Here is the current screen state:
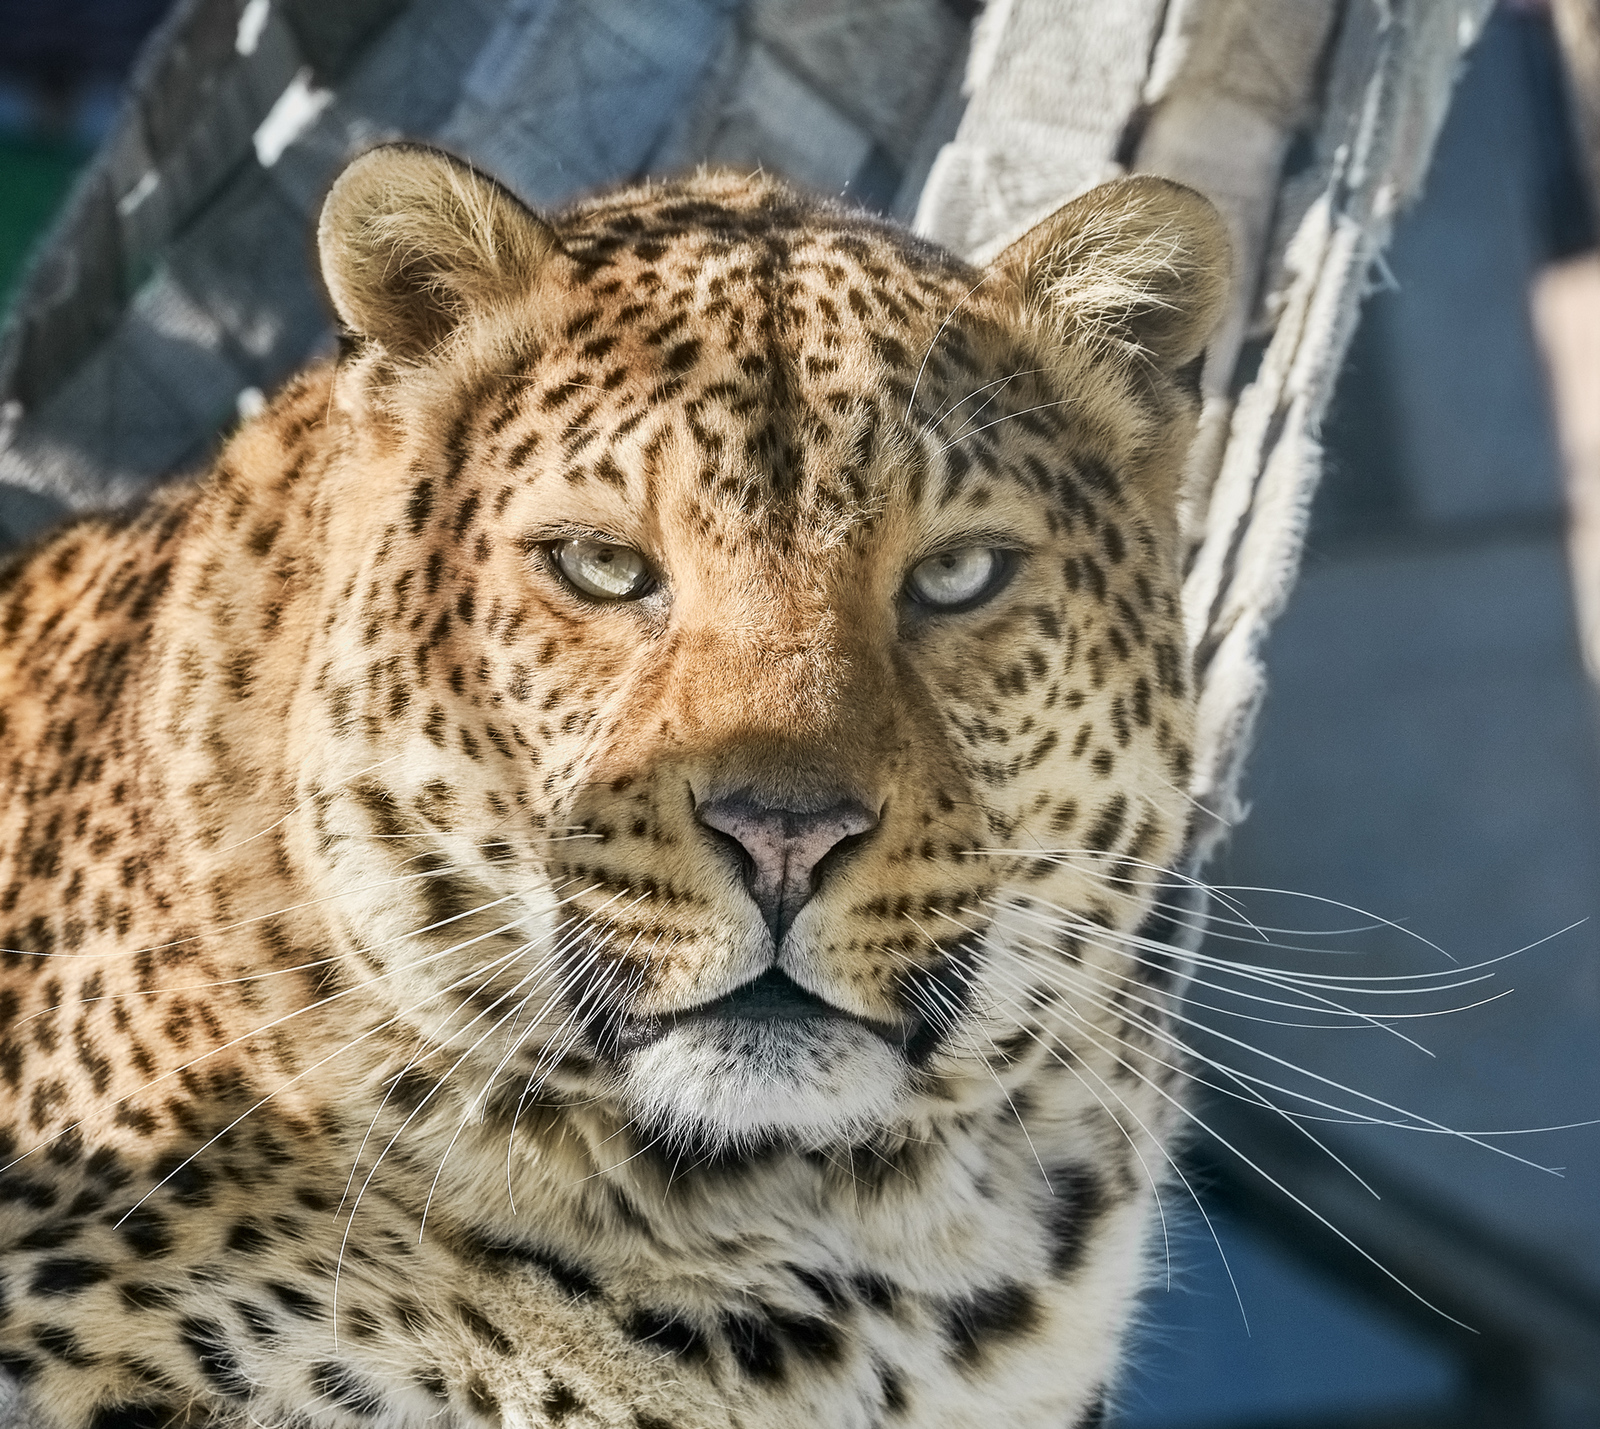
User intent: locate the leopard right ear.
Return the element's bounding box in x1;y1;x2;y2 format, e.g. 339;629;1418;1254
987;176;1231;376
317;144;559;361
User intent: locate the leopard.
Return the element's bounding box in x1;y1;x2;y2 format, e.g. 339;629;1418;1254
0;143;1229;1429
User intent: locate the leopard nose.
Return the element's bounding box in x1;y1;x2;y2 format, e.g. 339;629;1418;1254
696;792;879;941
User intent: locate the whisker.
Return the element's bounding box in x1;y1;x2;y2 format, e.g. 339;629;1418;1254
1033;1003;1475;1331
982;904;1568;1176
901;915;1069;1196
211;753;409;856
1209;884;1463;965
1001;898;1477;1024
12;879;589;1028
987;946;1388;1196
916;369;1042;443
420;889;659;1224
334;944;570;1333
954;946;1236;1310
966;845;1262;933
109;939;531;1228
5;882;594;1175
931;397;1080;456
1009;884;1523;994
903;274;993;424
0;858;492;970
923;370;1029;446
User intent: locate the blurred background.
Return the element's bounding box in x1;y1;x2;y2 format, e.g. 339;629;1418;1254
0;1;169;294
0;1;1597;1425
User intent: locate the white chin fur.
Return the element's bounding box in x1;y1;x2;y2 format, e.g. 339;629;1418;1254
616;1019;909;1152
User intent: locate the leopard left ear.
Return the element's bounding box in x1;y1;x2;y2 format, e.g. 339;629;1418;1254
317;143;560;361
987;175;1232;374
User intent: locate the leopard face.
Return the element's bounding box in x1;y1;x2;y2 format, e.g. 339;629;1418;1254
288;147;1229;1157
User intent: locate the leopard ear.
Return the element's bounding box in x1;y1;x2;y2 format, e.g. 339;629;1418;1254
317;144;559;360
987;175;1231;374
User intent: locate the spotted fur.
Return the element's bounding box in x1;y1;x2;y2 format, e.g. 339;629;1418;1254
0;145;1229;1429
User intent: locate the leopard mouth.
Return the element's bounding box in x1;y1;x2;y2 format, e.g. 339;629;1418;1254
594;968;910;1057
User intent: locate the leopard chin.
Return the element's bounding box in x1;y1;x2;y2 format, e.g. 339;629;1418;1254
592;967;917;1151
613;1017;912;1154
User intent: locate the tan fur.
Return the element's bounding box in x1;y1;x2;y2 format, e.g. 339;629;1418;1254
0;147;1229;1429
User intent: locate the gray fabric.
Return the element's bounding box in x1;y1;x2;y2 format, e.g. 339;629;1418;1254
914;0;1169;260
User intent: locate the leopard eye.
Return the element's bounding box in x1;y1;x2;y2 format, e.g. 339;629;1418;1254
551;539;654;600
906;547;1010;610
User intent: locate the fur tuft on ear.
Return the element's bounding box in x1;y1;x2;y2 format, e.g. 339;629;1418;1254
988;175;1232;374
317;143;559;360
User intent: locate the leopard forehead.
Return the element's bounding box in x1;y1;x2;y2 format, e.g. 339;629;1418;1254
332;172;1175;620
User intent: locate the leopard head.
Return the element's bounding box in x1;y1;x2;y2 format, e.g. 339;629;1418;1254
292;145;1228;1155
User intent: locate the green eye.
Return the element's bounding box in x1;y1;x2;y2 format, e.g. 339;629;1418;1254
907;547;1009;610
552;539;654;600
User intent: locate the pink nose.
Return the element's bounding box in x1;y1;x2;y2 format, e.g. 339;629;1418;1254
696;792;879;940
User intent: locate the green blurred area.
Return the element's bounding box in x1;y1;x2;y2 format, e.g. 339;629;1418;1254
0;138;86;306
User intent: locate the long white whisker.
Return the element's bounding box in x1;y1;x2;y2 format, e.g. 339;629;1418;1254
419;888;658;1228
6;880;594;1175
904;274;991;423
212;753;409;855
958;944;1238;1313
977;898;1571;1179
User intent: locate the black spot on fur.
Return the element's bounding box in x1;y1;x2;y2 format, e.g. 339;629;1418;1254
29;1257;111;1295
942;1281;1039;1365
119;1206;172;1258
724;1311;785;1382
1083;795;1127;853
852;1272;898;1313
34;1321;96;1366
405;480;434;534
542;1381;582;1420
1044;1165;1108;1275
312;1361;385;1417
16;1222;75;1251
0;1175;57;1209
87;1404;180;1429
467;1232;599;1299
789;1264;848;1310
456;1300;514;1355
148;1154;211;1207
225;1221;269;1255
0;1349;37;1382
897;933;982;1066
412;1366;448;1399
234;1299;279;1340
879;1363;909;1414
773;1307;841;1362
266;1281;322;1319
626;1308;709;1363
465;1375;500;1418
179;1318;248;1397
120;1282;179;1311
86;1147;130;1185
